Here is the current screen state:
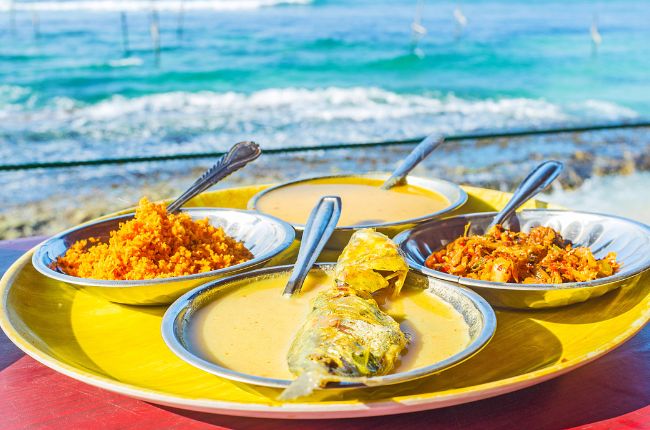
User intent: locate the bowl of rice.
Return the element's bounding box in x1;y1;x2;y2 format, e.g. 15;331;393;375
32;198;296;305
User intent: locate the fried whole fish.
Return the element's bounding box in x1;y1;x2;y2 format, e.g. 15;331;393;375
279;229;409;400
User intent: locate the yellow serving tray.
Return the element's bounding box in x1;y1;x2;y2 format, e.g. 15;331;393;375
1;185;648;419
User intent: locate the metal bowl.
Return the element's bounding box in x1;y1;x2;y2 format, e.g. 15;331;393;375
394;210;650;309
161;264;496;391
32;209;295;305
248;173;467;249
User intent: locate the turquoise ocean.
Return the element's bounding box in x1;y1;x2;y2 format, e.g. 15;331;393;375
0;0;649;208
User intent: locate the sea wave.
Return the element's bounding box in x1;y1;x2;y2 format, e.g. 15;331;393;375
544;172;650;224
0;0;310;12
0;86;639;163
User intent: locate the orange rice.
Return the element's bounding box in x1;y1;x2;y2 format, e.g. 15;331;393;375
54;198;253;280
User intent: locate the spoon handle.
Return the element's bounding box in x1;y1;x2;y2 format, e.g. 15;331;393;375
380;133;445;190
489;160;564;229
283;196;342;297
167;141;261;213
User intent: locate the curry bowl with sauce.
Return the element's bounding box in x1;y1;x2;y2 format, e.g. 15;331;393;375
161;264;495;392
248;174;467;249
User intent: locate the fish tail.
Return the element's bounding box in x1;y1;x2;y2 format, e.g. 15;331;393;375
278;371;326;401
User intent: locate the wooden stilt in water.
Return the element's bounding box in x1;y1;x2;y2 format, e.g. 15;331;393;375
150;9;160;66
591;13;602;57
453;2;467;40
8;0;16;35
120;12;130;56
177;0;185;40
32;11;40;39
410;0;426;57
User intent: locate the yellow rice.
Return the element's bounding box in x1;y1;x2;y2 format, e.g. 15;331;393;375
55;198;253;280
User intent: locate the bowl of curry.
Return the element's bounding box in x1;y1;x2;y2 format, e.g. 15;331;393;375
162;229;495;398
248;173;467;249
394;209;650;309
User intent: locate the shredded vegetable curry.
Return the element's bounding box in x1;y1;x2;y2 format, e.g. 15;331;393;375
425;225;619;284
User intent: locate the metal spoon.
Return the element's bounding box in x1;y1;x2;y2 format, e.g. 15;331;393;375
380;133;445;190
283;196;342;296
167;141;261;213
488;160;564;230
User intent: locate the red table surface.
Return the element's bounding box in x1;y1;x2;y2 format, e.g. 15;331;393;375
0;237;648;430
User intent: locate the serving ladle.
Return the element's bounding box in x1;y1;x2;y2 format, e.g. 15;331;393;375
487;160;564;229
380;132;445;190
167;141;261;213
283;196;342;296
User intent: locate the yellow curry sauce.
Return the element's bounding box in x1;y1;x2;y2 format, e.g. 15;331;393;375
189;270;470;379
255;177;450;226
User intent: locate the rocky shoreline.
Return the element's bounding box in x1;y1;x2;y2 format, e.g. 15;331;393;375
1;127;649;239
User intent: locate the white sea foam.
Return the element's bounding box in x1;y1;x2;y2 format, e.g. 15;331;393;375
0;85;32;106
544;173;650;224
0;86;640;161
571;100;639;121
108;57;144;68
0;0;310;12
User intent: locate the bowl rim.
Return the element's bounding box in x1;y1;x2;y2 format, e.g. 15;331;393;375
247;173;468;231
31;207;296;288
394;208;650;292
161;263;497;390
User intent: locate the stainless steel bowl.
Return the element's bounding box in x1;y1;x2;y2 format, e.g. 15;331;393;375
32;209;296;305
248;173;467;249
394;210;650;309
161;264;496;391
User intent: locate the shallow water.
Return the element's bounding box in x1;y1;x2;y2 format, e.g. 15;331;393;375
1;0;648;164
